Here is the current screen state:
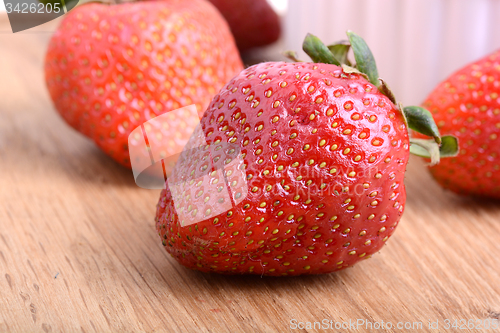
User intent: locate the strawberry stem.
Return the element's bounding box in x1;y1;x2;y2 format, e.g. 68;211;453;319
282;50;303;62
410;136;459;165
410;139;441;165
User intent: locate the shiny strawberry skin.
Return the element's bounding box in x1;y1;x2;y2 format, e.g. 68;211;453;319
45;0;243;167
419;50;500;198
155;62;410;276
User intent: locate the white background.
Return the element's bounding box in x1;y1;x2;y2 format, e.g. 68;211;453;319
284;0;500;105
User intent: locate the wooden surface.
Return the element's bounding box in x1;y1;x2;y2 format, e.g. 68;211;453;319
1;16;500;333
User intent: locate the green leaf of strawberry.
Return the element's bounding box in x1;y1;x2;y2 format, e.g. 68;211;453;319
404;106;441;144
302;33;340;66
346;30;379;87
439;135;460;157
327;42;351;66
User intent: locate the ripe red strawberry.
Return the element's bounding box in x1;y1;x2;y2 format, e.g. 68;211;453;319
45;0;243;168
155;32;455;275
208;0;281;52
417;50;500;198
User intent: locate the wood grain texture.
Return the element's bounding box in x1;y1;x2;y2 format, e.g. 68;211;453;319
1;16;500;333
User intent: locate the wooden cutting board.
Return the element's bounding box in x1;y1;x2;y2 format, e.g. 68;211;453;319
1;16;499;333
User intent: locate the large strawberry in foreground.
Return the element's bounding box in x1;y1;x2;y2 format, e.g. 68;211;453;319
45;0;243;167
155;32;457;276
418;50;500;198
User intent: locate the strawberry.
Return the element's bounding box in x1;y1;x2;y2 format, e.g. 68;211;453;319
417;50;500;198
155;32;456;275
208;0;281;52
45;0;243;168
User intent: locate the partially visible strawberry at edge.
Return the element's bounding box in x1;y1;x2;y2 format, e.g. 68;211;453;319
45;0;243;168
416;50;500;198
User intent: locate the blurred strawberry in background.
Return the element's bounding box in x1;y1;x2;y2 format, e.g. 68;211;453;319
417;50;500;198
208;0;281;52
45;0;243;168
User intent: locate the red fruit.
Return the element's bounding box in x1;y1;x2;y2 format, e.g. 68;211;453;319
155;32;449;276
208;0;281;52
45;0;243;167
419;50;500;198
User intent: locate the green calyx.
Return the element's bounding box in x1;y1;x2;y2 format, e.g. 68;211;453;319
410;136;459;166
282;51;302;63
292;31;459;165
346;31;379;87
403;106;441;144
327;42;351;66
302;34;340;66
